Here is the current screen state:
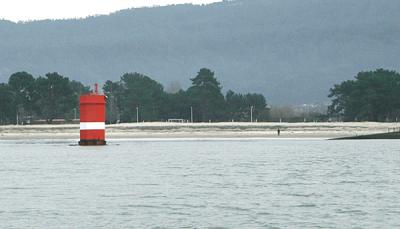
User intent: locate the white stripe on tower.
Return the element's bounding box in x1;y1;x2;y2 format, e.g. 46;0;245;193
80;122;106;130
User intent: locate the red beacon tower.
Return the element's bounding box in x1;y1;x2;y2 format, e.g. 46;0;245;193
79;84;106;146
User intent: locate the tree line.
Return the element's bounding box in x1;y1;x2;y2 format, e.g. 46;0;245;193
0;72;88;124
103;68;269;123
0;68;269;124
329;69;400;121
2;68;398;124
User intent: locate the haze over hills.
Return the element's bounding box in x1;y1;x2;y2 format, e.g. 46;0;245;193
0;0;399;105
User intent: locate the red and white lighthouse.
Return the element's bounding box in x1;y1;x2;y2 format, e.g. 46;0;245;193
79;84;106;146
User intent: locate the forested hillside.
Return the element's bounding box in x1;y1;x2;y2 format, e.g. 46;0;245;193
0;0;399;104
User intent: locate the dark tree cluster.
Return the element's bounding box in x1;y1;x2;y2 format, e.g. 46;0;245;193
329;69;400;121
103;68;269;123
0;68;268;124
0;72;89;124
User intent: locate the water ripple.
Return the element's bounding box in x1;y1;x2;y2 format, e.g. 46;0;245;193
0;139;399;228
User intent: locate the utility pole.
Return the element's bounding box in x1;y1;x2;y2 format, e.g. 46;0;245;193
136;107;139;123
110;83;113;123
190;106;193;123
250;106;254;123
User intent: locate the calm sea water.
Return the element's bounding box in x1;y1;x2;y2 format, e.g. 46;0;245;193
0;138;399;228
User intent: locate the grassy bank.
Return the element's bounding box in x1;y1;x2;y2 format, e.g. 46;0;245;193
0;122;399;140
332;132;400;140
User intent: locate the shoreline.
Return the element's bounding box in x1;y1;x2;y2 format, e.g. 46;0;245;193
1;122;398;140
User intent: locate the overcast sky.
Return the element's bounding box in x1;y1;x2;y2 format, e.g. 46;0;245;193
0;0;222;22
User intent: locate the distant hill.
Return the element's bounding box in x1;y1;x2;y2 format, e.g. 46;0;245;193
0;0;399;104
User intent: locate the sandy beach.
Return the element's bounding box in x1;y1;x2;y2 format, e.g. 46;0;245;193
0;122;399;140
